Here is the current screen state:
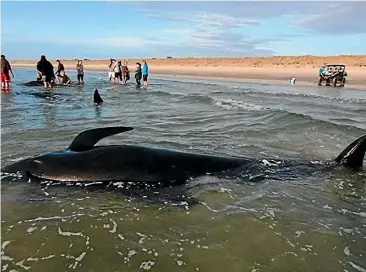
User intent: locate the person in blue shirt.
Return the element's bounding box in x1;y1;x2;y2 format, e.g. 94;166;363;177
319;65;325;76
142;60;149;87
318;65;326;85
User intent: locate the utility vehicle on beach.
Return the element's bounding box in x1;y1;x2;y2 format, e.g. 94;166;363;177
318;64;347;87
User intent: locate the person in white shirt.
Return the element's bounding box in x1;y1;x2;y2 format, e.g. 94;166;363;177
108;58;116;82
114;60;122;83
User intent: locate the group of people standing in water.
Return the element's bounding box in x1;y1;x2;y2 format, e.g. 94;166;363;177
1;54;150;90
108;58;149;87
36;55;150;88
36;55;149;88
36;55;83;88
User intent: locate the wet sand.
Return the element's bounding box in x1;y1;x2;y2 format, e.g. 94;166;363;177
10;55;366;89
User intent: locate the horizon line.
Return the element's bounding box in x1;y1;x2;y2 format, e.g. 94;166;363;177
8;54;366;61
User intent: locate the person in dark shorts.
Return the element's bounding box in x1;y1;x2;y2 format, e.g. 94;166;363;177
114;61;123;83
1;55;14;91
135;62;142;87
36;55;55;88
76;60;84;85
142;60;149;87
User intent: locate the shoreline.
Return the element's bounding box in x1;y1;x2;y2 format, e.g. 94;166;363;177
10;56;366;90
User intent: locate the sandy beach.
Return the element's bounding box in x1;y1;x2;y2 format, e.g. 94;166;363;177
10;55;366;89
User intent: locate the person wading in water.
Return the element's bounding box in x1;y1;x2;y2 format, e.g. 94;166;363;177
76;60;84;85
114;61;122;84
135;62;142;87
0;55;14;91
55;60;66;84
36;55;55;88
108;58;116;82
122;61;130;84
142;60;149;87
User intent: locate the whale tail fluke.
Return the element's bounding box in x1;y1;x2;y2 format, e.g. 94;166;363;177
94;89;103;103
334;134;366;169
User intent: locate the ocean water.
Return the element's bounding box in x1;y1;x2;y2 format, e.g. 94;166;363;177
1;67;366;272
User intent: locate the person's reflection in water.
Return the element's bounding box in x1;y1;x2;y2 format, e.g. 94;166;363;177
1;91;15;129
1;88;14;104
94;103;102;117
41;99;57;128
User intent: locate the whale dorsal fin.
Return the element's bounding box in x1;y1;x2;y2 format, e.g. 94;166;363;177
334;134;366;169
68;126;134;152
94;89;103;103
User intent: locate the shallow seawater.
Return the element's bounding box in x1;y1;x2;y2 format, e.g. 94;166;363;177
1;68;366;272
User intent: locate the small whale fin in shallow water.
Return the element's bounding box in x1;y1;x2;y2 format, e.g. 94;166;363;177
68;126;134;152
94;89;104;103
334;134;366;169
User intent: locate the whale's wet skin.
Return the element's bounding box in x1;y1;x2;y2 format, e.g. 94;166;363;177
1;68;366;272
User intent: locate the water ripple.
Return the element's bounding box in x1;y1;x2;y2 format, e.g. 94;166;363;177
1;68;365;272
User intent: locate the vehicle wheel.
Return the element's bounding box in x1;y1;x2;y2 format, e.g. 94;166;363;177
340;78;346;87
333;77;338;87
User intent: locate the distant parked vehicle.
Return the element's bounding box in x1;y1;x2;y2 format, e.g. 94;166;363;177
318;64;347;87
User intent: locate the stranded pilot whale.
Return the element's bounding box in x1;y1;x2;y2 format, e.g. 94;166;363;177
1;127;366;185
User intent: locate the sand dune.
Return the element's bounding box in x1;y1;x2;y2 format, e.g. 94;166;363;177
11;55;366;68
10;55;366;89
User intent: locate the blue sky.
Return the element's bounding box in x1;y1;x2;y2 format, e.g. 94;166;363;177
1;1;366;59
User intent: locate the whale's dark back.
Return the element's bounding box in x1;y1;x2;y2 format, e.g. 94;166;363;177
2;126;365;185
24;145;250;184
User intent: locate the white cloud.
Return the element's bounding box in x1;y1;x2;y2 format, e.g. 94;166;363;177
91;37;160;48
3;35;167;49
131;1;366;56
144;9;260;29
5;1;364;58
296;2;366;35
135;6;273;56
